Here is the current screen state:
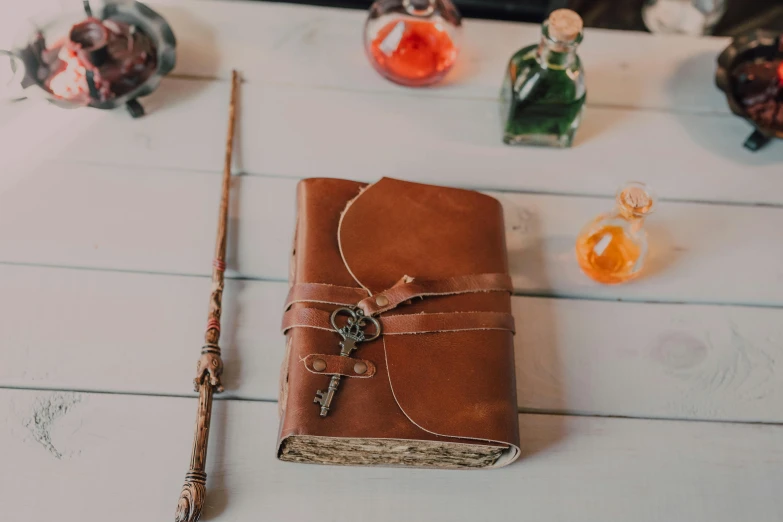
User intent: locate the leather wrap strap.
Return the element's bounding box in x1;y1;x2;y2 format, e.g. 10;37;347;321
285;273;513;314
357;273;513;315
285;283;368;310
282;308;515;335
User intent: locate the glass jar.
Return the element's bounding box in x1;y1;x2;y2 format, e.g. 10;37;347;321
642;0;726;35
364;0;462;87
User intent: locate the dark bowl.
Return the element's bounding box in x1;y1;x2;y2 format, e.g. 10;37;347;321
715;29;782;151
91;1;176;115
15;0;176;118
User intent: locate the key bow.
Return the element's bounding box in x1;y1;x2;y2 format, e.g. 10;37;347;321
330;307;381;344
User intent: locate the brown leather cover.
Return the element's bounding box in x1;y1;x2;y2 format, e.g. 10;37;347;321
277;177;520;468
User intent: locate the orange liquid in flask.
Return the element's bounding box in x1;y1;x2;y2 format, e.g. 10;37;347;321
369;19;458;86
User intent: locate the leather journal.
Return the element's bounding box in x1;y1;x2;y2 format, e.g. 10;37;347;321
278;177;520;469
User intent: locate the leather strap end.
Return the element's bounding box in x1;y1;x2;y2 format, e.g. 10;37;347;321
357;273;514;315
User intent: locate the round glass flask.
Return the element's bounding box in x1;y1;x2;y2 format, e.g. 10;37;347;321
364;0;462;87
576;182;656;285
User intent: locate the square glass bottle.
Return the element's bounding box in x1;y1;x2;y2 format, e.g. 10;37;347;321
500;9;586;148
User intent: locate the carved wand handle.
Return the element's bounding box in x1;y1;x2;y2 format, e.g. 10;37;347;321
175;70;240;522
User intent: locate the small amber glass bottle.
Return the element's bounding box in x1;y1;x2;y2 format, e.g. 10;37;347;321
576;182;656;284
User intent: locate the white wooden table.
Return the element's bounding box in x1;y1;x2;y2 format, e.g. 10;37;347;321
1;1;782;520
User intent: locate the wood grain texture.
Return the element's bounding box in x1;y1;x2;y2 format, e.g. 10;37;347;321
3;389;783;522
3;265;783;423
175;385;212;522
176;69;240;522
0;166;782;307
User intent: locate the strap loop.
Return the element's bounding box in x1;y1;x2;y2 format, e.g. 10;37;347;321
302;354;376;378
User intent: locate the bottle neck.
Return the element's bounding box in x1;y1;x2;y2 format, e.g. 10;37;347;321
615;183;655;230
617;207;646;231
537;37;578;69
536;22;581;70
403;0;436;16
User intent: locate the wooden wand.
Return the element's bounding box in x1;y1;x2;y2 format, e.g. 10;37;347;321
175;69;240;522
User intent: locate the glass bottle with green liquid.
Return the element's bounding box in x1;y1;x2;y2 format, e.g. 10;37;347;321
500;9;586;148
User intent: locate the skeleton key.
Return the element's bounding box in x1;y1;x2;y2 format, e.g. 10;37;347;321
314;307;381;417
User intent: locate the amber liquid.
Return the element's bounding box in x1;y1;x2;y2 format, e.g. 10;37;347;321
369;19;458;86
576;225;643;284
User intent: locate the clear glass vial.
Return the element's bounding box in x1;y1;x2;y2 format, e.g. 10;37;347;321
576;182;656;285
642;0;726;36
500;9;586;147
364;0;462;87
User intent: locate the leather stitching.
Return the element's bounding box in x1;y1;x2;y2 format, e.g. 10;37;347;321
336;182;375;294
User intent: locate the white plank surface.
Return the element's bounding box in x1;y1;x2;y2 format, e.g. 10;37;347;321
0;266;287;400
0;163;296;281
1;163;782;307
4;264;783;422
1;2;781;205
3;79;780;206
4;389;783;522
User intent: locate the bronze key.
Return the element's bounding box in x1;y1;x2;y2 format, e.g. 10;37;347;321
314;307;381;417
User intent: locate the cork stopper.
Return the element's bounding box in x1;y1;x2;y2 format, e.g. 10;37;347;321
617;182;655;216
547;9;584;43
